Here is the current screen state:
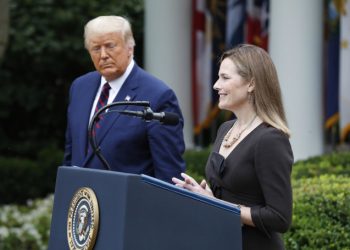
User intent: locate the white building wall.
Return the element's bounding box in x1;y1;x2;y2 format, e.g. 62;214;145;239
270;0;324;161
144;0;194;148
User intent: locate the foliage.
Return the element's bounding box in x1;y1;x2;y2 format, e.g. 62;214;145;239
0;194;53;250
184;148;350;249
284;175;350;249
183;147;211;178
0;146;208;205
0;0;144;158
0;146;63;204
292;151;350;179
1;149;349;249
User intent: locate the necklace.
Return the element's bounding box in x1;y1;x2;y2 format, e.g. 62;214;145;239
223;115;257;148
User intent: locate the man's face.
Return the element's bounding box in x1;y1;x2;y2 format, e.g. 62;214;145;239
87;32;133;81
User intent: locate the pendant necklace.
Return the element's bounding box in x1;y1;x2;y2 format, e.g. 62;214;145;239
223;115;257;148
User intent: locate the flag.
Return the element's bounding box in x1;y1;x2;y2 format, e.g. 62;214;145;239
192;0;213;134
209;0;228;125
245;0;269;51
226;0;246;49
191;0;270;140
324;0;340;131
192;0;228;136
339;0;350;142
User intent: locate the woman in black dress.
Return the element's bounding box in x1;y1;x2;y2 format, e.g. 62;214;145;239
173;44;293;250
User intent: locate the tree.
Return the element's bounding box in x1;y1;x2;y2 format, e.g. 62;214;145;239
0;0;9;61
0;0;144;157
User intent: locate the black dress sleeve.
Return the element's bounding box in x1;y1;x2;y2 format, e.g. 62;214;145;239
250;128;294;236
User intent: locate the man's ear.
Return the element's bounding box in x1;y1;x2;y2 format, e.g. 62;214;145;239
128;45;134;58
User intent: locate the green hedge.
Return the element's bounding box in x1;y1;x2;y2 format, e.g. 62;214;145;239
185;149;350;179
0;149;349;249
292;151;350;179
284;175;350;249
185;149;350;249
0;146;63;204
183;147;211;179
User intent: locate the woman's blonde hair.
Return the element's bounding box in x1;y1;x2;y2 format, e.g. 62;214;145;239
221;44;291;137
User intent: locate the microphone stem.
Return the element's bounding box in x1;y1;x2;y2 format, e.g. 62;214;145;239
87;101;150;170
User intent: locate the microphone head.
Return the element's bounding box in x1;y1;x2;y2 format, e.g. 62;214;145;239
162;112;180;125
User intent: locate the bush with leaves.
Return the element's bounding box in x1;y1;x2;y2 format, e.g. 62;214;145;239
292;151;350;179
0;146;63;204
184;149;350;249
1;149;349;249
0;194;53;250
0;0;144;158
284;175;350;249
183;147;211;179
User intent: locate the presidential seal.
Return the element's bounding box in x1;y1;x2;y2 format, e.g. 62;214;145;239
67;187;99;250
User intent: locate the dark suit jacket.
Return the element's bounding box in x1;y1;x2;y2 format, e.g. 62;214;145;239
63;63;186;183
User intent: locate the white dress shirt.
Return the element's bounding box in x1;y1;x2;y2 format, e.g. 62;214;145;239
89;60;135;122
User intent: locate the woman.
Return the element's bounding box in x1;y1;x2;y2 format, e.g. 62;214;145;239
173;44;293;249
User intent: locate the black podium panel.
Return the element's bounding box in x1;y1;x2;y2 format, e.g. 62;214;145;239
48;167;242;250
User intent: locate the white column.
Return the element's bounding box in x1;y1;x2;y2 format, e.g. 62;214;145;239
144;0;193;148
269;0;324;161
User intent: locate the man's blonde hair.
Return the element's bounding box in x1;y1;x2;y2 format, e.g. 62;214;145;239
84;15;135;49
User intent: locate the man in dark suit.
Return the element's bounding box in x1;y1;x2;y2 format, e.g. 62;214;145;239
63;16;185;183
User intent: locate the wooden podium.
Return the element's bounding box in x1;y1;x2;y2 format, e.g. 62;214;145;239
48;166;242;250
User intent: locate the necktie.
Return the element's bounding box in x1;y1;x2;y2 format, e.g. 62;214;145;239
94;82;111;131
87;82;111;155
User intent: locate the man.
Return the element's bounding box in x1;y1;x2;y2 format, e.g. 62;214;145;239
63;16;185;183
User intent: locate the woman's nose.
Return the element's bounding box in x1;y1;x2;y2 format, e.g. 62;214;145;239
213;80;220;91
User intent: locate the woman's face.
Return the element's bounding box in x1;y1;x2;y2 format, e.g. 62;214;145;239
213;58;251;112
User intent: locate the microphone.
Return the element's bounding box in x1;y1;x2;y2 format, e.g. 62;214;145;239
119;108;179;125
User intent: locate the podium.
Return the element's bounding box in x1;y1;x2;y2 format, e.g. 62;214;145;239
48;166;242;250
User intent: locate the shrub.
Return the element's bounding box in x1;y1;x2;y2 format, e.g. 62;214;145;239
0;146;63;204
185;169;205;183
183;147;211;178
184;149;350;249
1;150;349;249
284;175;350;249
184;149;350;180
0;0;144;157
292;151;350;179
0;194;53;250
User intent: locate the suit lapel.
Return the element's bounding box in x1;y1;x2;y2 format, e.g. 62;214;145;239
77;73;101;160
83;65;140;167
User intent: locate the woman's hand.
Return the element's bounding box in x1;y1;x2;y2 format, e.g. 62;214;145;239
173;173;254;226
172;173;214;198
